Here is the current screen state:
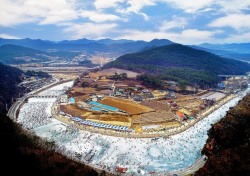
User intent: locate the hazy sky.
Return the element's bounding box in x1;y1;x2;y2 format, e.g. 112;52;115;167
1;0;250;44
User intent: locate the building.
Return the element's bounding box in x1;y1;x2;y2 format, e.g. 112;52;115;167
176;111;186;121
133;96;143;101
69;97;76;104
178;108;192;117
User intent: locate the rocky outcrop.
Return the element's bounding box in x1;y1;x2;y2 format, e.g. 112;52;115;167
196;94;250;176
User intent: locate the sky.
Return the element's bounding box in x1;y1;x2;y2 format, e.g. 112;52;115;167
1;0;250;44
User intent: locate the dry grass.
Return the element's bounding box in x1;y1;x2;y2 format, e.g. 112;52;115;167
97;68;139;78
142;100;170;111
60;105;90;118
100;97;154;115
133;111;177;124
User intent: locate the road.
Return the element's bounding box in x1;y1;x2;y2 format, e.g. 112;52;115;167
7;78;73;121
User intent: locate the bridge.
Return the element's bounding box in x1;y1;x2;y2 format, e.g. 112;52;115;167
7;79;72;120
30;95;58;98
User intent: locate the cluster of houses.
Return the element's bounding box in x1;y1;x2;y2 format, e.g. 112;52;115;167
79;74;178;102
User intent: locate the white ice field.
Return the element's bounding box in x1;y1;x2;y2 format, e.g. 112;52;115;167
17;81;250;174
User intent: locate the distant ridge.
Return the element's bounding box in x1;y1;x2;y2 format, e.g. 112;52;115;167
0;38;174;56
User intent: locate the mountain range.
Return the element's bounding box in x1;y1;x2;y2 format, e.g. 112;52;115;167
0;38;173;53
0;37;250;86
194;44;250;61
1;38;249;61
0;38;175;64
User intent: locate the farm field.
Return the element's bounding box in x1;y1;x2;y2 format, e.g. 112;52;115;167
97;68;139;78
100;97;154;115
133;111;177;125
142;100;171;111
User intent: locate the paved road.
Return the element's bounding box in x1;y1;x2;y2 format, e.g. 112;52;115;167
7;78;71;120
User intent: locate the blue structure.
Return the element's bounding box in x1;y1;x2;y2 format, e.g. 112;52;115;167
217;82;225;89
69;97;76;103
89;101;119;112
70;116;129;131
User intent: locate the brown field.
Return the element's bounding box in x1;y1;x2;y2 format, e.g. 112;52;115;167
133;111;177;125
51;73;79;80
68;87;96;97
88;72;100;79
100;97;154;115
90;56;113;65
97;68;139;78
60;105;90;118
142;100;171;111
175;96;202;111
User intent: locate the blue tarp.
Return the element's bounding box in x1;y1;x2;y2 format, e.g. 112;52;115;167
69;97;76;103
89;101;119;112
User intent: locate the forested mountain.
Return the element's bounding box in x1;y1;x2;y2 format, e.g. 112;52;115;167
0;62;23;112
0;44;46;64
0;38;54;50
0;44;81;64
105;44;250;87
196;94;250;175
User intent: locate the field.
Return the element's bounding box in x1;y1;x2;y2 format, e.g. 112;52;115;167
142;100;171;111
60;105;90;118
100;97;154;115
133;111;177;125
97;68;139;78
173;95;203;112
67;87;96;101
90;56;113;65
51;73;79;80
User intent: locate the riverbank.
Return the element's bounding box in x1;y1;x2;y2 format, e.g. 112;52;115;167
196;93;250;176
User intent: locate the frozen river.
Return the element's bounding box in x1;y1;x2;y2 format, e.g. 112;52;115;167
17;82;250;174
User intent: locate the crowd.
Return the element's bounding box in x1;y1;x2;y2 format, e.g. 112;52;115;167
18;102;53;129
16;81;249;175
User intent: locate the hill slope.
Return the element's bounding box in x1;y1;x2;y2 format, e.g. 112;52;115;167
0;62;99;176
0;44;46;64
196;94;250;175
105;44;250;86
0;62;23;112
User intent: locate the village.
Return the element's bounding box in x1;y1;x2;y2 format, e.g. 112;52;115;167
55;68;249;134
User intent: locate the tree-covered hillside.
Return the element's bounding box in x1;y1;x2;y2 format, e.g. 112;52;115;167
196;94;250;176
0;62;23;112
0;44;46;64
0;62;100;176
105;44;250;87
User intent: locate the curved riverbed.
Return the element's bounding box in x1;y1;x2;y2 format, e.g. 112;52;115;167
17;83;250;174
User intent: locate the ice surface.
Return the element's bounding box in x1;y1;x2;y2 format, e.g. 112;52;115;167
18;82;250;174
